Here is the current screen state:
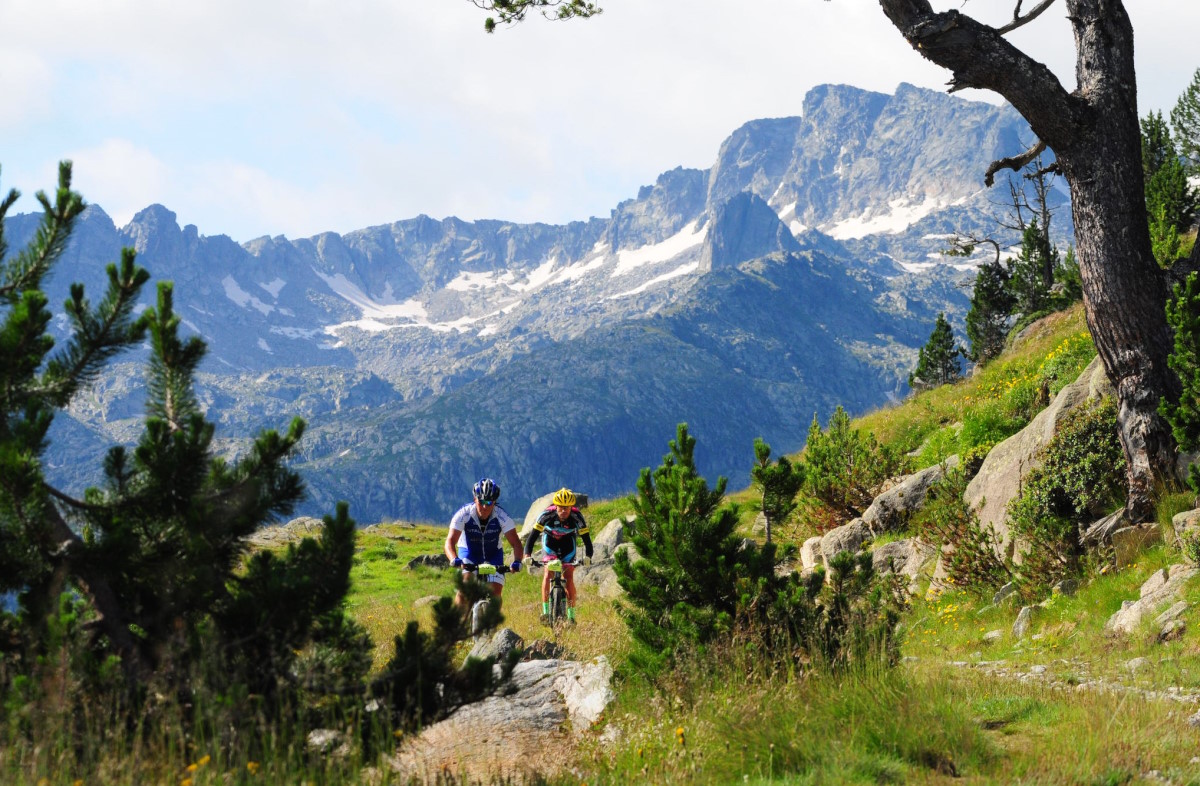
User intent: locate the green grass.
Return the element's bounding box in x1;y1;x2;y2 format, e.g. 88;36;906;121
13;303;1200;785
857;304;1093;463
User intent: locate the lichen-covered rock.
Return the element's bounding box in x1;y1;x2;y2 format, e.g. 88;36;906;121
388;657;615;783
820;519;872;567
861;457;958;535
965;356;1113;556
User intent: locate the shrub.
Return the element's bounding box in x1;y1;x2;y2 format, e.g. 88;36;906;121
1007;398;1126;592
803;406;906;524
913;467;1013;597
617;424;903;676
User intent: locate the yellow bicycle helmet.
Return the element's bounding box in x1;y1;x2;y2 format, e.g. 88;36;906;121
552;487;576;507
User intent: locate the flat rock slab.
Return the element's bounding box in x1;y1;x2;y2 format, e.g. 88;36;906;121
388;656;614;782
1106;565;1199;635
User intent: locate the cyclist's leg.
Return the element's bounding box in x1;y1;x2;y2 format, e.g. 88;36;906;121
541;539;564;618
565;563;578;602
560;542;579;622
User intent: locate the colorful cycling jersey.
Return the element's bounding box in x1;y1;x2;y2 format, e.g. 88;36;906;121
524;506;592;558
449;502;516;566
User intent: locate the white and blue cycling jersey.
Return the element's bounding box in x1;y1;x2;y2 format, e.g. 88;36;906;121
449;502;517;568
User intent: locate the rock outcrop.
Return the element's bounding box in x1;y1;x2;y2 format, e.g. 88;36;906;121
388;656;615;783
861;456;958;534
965;356;1114;555
1106;565;1199;634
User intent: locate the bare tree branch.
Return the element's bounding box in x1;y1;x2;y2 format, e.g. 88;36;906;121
878;1;1080;148
998;0;1058;35
985;140;1048;187
944;233;1002;266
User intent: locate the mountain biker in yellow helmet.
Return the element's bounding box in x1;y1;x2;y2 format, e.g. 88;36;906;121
524;487;592;623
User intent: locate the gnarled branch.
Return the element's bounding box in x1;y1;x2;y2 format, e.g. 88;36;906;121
985;140;1047;187
998;0;1058;35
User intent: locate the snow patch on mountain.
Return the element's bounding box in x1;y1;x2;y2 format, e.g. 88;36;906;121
825;196;948;240
612;220;706;276
555;252;607;285
223;276;274;316
259;278;286;298
445;270;509;292
314;268;426;321
512;256;559;292
608;262;700;300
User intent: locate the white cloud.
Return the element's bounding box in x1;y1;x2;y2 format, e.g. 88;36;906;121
63;139;170;227
0;50;52;130
2;1;1197;241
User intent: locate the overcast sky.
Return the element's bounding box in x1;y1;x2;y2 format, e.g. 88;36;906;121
2;1;1197;243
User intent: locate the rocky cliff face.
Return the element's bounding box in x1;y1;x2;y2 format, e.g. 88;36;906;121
16;83;1067;522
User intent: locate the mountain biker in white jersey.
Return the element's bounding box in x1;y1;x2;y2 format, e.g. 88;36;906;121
443;478;524;608
524;487;592;623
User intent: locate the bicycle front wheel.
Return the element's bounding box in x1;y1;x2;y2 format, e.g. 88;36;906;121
550;584;567;624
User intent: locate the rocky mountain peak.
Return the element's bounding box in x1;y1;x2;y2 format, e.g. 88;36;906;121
700;192;801;273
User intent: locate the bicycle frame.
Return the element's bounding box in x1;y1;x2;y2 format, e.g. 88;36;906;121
542;559;571;626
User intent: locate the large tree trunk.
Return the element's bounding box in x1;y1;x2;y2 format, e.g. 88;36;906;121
879;0;1178;520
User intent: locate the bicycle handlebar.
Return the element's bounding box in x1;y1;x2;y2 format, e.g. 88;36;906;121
530;558;587;570
458;562;511;575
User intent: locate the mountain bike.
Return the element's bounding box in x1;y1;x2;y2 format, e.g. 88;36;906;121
531;558;575;627
459;562;511;635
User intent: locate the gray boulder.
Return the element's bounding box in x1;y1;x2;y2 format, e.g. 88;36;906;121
613;542;642;565
1012;605;1035;639
800;536;824;572
870;538;936;580
861;457;959;535
574;561;624;599
820;519;871;567
388;656;615;783
247;516;325;549
1110;524;1163;568
521;493;556;540
467;627;524;663
1106;564;1199;634
591;518;626;562
407;553;450;570
1172;508;1200;558
965;356;1114;557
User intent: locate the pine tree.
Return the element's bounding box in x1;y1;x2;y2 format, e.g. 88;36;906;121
0;163;357;700
1143;110;1196;253
1160;272;1200;496
613;423;776;672
751;437;805;545
1150;202;1185;269
908;313;964;391
1006;217;1057;315
1171;67;1200;179
802;406;901;523
1054;244;1083;303
964;260;1015;364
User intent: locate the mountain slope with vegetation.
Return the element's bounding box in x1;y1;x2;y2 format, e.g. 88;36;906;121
13;293;1200;785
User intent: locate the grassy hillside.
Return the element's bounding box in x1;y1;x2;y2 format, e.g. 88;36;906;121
12;302;1200;785
319;303;1200;784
